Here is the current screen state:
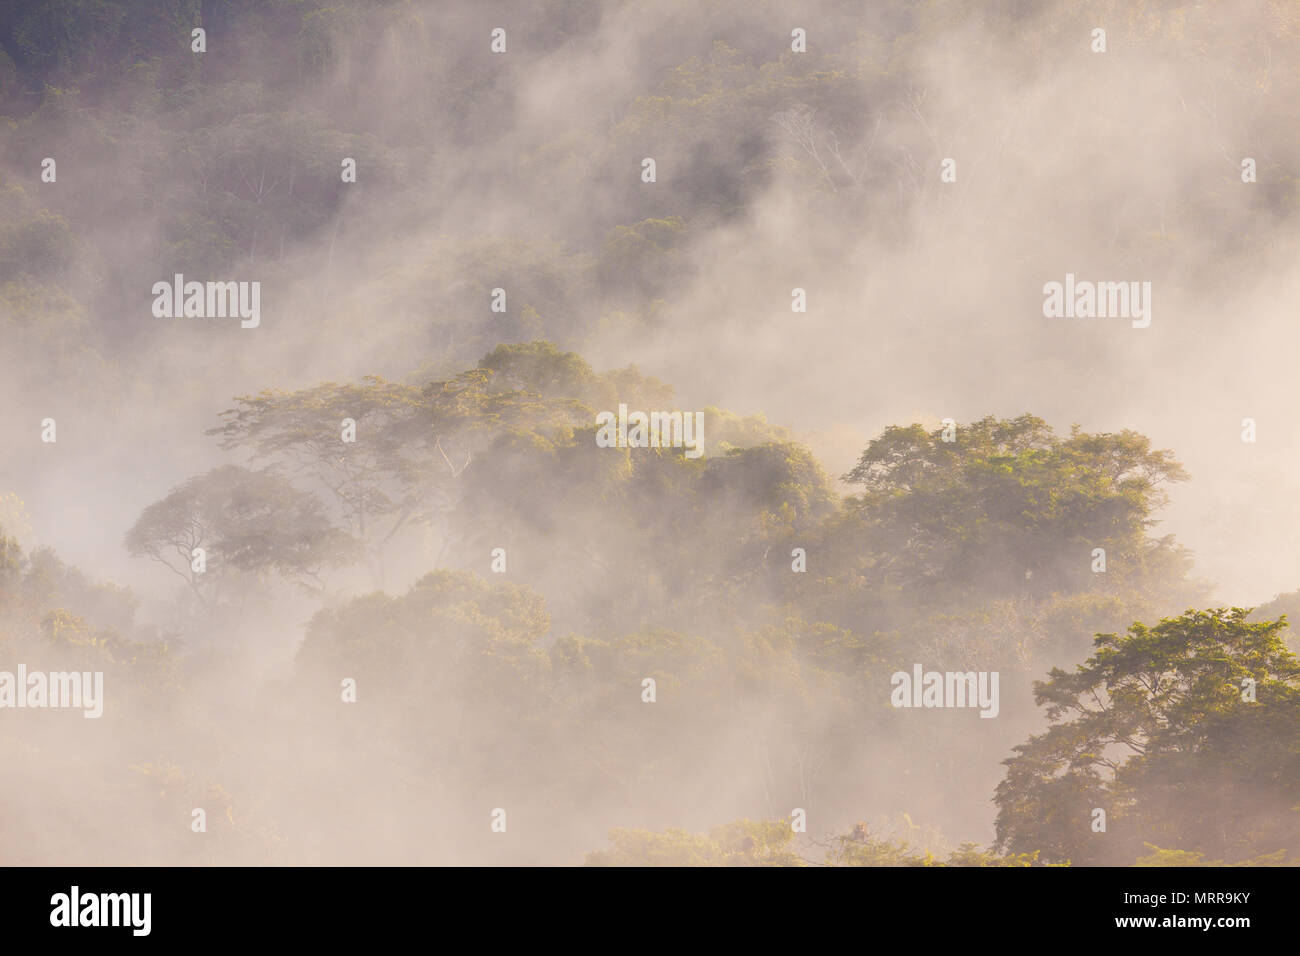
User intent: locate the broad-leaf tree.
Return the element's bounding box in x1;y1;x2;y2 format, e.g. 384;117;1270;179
994;608;1300;864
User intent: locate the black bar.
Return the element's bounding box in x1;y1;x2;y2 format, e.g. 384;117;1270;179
0;865;1283;942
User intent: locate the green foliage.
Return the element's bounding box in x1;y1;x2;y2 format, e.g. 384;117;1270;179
584;819;1058;867
5;0;1297;867
585;820;805;866
478;341;603;403
1134;844;1296;867
595;217;689;304
995;608;1300;864
124;464;358;604
828;828;1058;867
840;415;1190;601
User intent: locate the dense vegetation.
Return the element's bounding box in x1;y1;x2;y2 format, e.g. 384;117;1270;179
3;344;1296;863
1;0;1298;865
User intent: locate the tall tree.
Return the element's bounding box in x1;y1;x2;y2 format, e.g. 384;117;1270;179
125;464;357;606
994;608;1300;864
840;415;1191;600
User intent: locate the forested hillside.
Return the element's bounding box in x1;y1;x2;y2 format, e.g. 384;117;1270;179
0;0;1297;866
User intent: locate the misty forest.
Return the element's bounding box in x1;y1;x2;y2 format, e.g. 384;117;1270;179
1;0;1298;866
